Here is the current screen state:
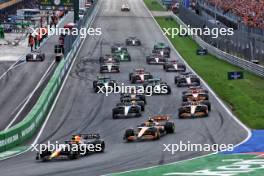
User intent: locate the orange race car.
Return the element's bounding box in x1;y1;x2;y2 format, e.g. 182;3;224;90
178;102;209;119
123;115;175;142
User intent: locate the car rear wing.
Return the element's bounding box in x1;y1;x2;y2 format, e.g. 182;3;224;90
74;134;101;139
152;115;170;121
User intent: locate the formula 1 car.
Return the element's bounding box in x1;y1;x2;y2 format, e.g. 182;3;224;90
126;37;141;46
182;86;209;95
153;42;170;58
26;51;45;62
174;72;200;87
100;63;120;73
120;93;146;104
112;102;142;119
182;88;209;102
120;96;145;111
123;115;175;142
36;134;105;161
143;78;171;95
93;76;117;93
121;4;130;11
163;60;186;72
99;54;119;64
129;68;153;84
114;50;131;61
111;43;127;53
178;102;209;118
146;54;167;64
182;100;211;111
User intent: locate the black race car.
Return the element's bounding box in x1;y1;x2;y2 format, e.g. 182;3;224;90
175;72;200;87
93;76;117;93
146;54;167;65
129;68;153;84
126;37;141;46
143;78;171;95
100;63;120;73
36;134;105;161
99;54;119;64
111;43;127;53
26;51;45;62
163;60;186;72
112;102;142;119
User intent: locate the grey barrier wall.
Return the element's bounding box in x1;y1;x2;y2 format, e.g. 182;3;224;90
171;13;264;77
178;6;264;64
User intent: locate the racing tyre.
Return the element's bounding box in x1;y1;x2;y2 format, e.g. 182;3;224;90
174;77;178;84
112;109;118;119
166;86;171;94
131;77;136;84
99;57;104;63
93;81;97;89
69;152;79;160
202;100;211;111
165;122;175;133
95;141;105;153
146;58;150;64
124;129;135;142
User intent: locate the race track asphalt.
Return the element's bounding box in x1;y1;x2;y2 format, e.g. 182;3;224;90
0;0;248;175
0;13;73;130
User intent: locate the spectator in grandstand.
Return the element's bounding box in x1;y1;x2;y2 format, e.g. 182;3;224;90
206;0;264;29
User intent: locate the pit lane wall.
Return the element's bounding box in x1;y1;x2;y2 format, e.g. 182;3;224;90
0;0;99;152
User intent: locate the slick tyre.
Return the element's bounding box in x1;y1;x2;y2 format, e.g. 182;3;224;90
165;122;175;133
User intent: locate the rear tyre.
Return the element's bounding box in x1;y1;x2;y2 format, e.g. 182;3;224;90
166;86;171;94
165;122;175;133
69;152;79;160
124;129;135;142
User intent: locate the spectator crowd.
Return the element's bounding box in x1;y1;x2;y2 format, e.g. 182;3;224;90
206;0;264;29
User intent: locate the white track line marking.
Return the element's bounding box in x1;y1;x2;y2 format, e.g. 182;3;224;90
5;60;56;130
0;1;100;161
10;95;30;116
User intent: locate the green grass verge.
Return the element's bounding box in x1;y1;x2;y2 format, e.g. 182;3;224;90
155;17;264;129
143;0;166;11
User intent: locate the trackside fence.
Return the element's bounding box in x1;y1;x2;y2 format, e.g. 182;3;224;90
170;14;264;78
0;0;99;152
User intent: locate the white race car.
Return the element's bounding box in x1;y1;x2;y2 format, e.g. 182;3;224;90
121;4;130;11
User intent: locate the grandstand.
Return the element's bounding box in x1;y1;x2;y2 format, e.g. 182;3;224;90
205;0;264;29
177;0;264;64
